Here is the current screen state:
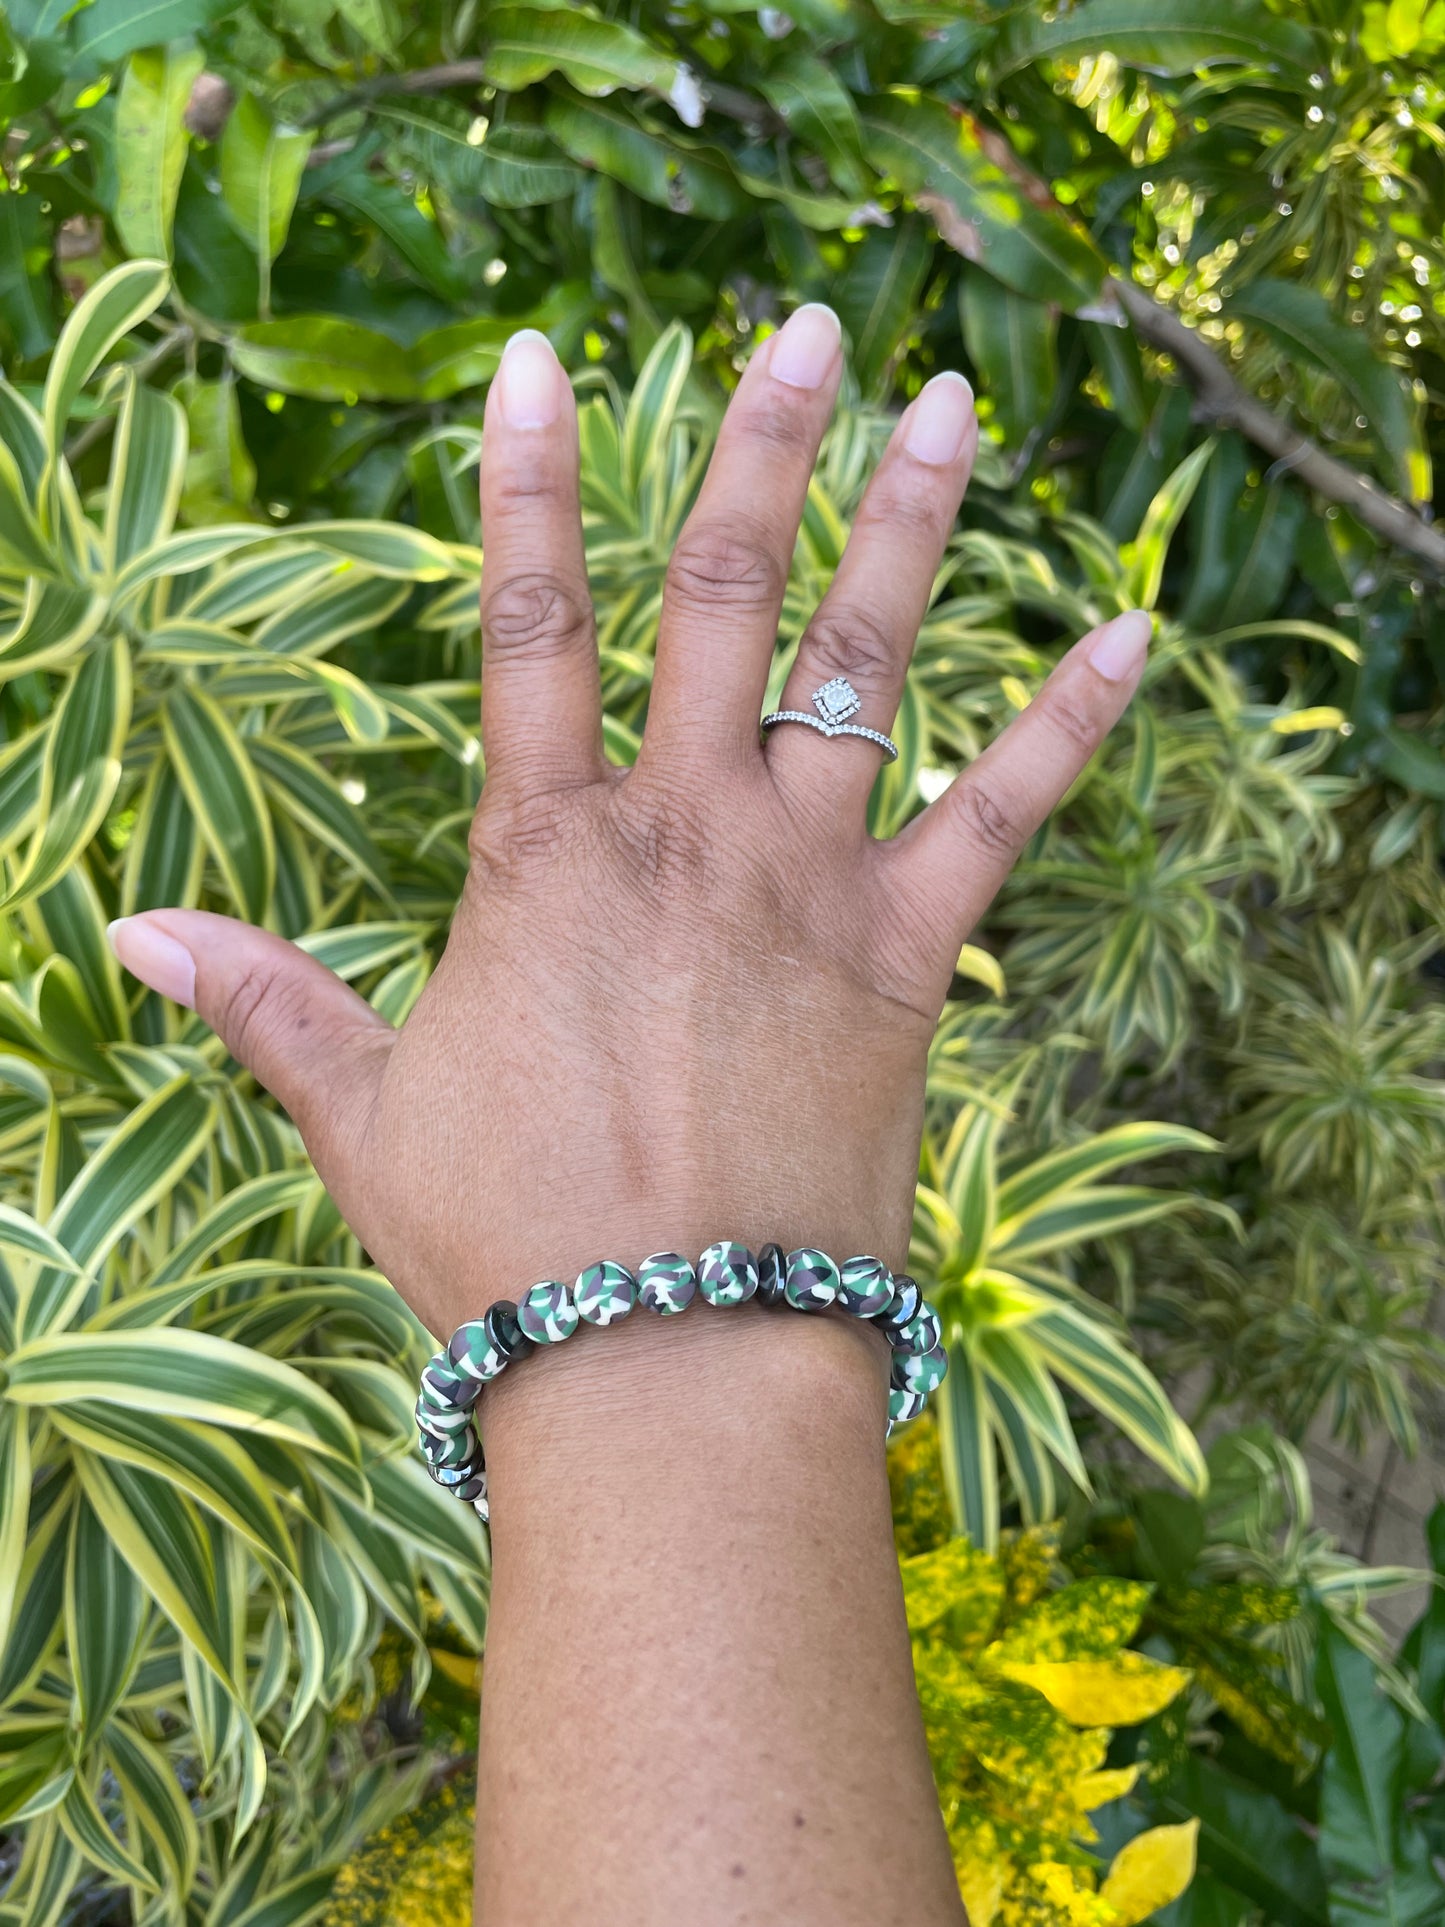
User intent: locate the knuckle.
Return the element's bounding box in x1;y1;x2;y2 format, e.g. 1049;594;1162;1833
604;785;714;896
1038;692;1101;759
728;399;816;460
803;605;900;693
216;963;294;1070
467;791;571;881
953;778;1026;863
481;570;594;663
667;519;785;614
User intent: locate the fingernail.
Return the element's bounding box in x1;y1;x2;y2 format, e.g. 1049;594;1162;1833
496;329;561;428
107;917;196;1008
903;372;974;466
1087;609;1152;682
769;303;842;390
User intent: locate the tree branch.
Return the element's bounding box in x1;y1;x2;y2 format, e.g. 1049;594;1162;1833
297;60;490;131
1105;277;1445;574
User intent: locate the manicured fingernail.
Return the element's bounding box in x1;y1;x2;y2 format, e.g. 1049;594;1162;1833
107;917;196;1008
769;303;842;389
496;329;561;428
1087;609;1152;682
903;372;974;466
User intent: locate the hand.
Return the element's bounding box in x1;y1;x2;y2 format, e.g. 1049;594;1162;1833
109;305;1149;1342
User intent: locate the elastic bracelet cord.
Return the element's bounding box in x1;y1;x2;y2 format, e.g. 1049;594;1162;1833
413;1243;948;1525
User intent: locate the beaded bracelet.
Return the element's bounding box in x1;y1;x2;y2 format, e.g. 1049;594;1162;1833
413;1243;948;1525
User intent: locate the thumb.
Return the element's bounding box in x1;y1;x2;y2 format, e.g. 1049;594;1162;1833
107;908;395;1156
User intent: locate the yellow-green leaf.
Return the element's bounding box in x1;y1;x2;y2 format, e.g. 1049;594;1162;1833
1099;1819;1200;1926
993;1652;1191;1726
114;43;203;261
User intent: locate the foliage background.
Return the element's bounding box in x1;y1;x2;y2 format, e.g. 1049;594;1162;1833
0;0;1443;1922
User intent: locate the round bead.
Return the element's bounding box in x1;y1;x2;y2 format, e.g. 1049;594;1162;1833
448;1319;510;1384
421;1358;477;1409
836;1255;892;1318
878;1274;924;1337
517;1281;579;1345
451;1470;487;1504
432;1451;485;1488
420;1426;475;1471
698;1241;759;1306
785;1247;840;1312
891;1305;943;1357
757;1243;787;1308
415;1393;472;1437
473;1481;491;1525
574;1260;638;1326
485;1299;530;1359
637;1251;697;1315
891;1344;948;1395
888;1384;928;1426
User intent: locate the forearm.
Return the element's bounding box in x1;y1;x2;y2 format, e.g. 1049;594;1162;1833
473;1299;965;1925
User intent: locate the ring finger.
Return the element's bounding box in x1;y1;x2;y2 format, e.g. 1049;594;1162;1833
766;371;977;820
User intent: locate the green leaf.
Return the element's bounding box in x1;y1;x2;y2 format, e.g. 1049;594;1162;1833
960;276;1058;451
42;260;170;454
220;93;313;317
1225;280;1423;499
835;221;933;397
0;1403;31;1655
71;0;243;63
1125;440;1215;611
760;50;870;196
4;635;131;910
468;121;586;207
937;1340;999;1548
862;94;1108;312
0;434;57;577
993;0;1321;81
546;95;748;222
231;315;418;402
162;683;275;922
0;1201;82;1274
482;6;679;99
105;375;186;572
1158;1757;1328;1926
103;1719;200;1901
8;1327;362;1463
248;738;390;895
120;756;201;914
59;1767;157;1892
114;43;203;262
997;1123;1215;1223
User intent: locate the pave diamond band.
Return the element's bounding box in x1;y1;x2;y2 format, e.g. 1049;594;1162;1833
761;676;899;762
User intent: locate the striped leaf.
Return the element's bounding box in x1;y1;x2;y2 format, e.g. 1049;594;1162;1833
163;684;275;923
104;1718;200;1901
9;1327;362;1464
59;1766;157;1891
996;1122;1216;1222
120;756;202;915
4;636;131;910
104;376;186;573
41;260;169;454
0;1403;31;1655
64;1496;145;1737
936;1341;999;1550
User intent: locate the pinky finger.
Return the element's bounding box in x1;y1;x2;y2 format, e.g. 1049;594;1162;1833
885;609;1151;968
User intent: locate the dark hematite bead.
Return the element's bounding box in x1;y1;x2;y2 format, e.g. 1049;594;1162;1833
757;1243;787;1307
433;1453;484;1488
836;1255;892;1318
485;1299;530;1358
698;1240;759;1306
878;1275;923;1336
891;1305;942;1357
785;1247;840;1312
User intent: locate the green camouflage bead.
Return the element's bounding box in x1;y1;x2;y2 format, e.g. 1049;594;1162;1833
891;1305;943;1357
698;1241;758;1306
472;1476;490;1524
757;1243;787;1307
420;1425;475;1471
878;1274;924;1337
415;1391;472;1437
637;1251;697;1314
785;1247;840;1312
421;1357;477;1408
888;1384;928;1426
836;1255;892;1318
517;1281;579;1344
447;1320;509;1385
574;1260;638;1326
891;1344;948;1394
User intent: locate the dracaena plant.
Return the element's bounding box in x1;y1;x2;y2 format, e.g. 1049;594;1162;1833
911;1086;1212;1549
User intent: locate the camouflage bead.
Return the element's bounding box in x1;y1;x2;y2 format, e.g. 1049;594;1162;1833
698;1241;759;1306
891;1344;948;1395
757;1243;788;1307
878;1274;924;1337
517;1280;579;1345
415;1392;472;1437
888;1384;928;1426
836;1255;892;1318
891;1305;943;1357
574;1260;638;1326
421;1358;477;1408
785;1247;840;1312
453;1470;487;1505
473;1480;490;1525
485;1299;531;1360
420;1426;475;1471
637;1251;697;1315
433;1450;485;1488
448;1319;510;1384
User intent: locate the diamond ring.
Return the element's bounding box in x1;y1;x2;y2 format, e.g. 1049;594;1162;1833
760;677;899;762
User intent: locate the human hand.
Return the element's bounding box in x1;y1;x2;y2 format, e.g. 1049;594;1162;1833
109;305;1149;1343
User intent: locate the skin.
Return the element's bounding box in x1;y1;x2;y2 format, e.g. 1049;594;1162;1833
110;301;1150;1926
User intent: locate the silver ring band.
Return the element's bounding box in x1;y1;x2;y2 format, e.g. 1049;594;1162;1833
761;675;898;762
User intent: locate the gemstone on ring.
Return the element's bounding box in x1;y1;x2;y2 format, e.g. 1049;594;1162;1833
813;676;861;725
